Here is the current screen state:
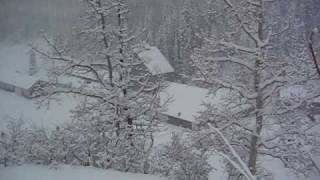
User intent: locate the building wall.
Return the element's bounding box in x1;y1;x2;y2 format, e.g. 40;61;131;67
14;87;32;98
0;81;15;92
21;88;32;98
0;81;32;98
166;115;193;129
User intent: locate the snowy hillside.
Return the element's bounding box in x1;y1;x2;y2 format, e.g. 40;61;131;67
1;1;320;180
0;165;167;180
0;90;78;131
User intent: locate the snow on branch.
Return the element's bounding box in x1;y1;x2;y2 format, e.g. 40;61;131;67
206;56;255;71
208;124;257;180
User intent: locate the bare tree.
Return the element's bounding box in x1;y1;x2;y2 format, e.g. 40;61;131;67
192;0;320;178
32;0;161;172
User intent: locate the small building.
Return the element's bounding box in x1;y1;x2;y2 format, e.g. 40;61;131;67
0;43;42;98
159;82;212;129
134;45;175;82
0;75;40;98
137;46;174;76
159;82;256;129
0;42;71;98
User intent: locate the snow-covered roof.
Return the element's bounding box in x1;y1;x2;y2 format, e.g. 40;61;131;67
160;82;211;123
159;82;255;123
0;43;48;89
138;46;174;75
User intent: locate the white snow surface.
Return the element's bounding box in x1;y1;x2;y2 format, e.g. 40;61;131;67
0;90;78;131
0;165;167;180
138;46;174;75
160;82;211;123
1;42;319;180
159;82;234;123
262;156;320;180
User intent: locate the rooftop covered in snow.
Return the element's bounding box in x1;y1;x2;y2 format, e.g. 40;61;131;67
159;82;254;123
160;82;211;123
137;46;174;75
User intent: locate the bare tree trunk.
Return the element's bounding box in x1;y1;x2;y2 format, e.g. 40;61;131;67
116;0;133;141
248;0;264;175
96;0;114;86
308;30;320;78
248;90;263;175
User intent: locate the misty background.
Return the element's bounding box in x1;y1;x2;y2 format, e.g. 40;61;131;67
1;0;320;73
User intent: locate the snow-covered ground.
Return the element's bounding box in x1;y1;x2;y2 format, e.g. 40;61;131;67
1;83;319;180
0;90;79;131
0;165;167;180
263;157;320;180
1;43;319;180
0;42;82;131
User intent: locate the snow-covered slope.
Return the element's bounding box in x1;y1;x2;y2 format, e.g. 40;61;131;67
0;165;167;180
262;156;320;180
0;90;78;131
